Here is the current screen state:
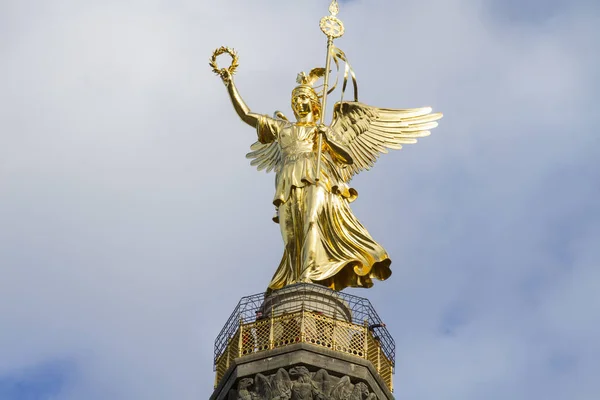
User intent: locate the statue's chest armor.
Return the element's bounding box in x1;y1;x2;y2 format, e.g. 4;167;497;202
279;125;316;155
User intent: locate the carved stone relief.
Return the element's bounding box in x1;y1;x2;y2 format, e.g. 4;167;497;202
228;366;379;400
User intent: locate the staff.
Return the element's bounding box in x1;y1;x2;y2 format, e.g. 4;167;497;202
316;0;345;181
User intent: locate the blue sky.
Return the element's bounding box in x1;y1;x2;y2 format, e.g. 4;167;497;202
1;0;599;399
0;360;73;400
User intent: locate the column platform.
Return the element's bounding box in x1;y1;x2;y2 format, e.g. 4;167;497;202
211;283;395;399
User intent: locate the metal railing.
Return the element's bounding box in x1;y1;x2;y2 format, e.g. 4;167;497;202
214;308;393;391
214;283;395;368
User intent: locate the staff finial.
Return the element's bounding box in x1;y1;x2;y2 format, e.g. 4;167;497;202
329;0;339;16
320;1;345;39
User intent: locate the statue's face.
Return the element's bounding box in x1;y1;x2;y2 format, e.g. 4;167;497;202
292;93;312;118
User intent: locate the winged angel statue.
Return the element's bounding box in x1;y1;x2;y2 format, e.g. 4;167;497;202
215;50;442;292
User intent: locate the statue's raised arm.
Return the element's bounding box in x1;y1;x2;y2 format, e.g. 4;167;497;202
222;71;262;129
211;46;260;129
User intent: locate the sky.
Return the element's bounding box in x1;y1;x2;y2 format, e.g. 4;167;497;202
1;0;599;399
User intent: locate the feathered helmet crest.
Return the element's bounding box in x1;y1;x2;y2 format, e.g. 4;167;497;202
296;67;326;86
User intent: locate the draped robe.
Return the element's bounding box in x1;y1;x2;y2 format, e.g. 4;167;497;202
256;115;391;291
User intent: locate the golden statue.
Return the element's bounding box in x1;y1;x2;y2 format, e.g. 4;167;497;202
211;1;442;291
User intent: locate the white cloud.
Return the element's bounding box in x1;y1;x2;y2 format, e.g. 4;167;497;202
0;0;598;398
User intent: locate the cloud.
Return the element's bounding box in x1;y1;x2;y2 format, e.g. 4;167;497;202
0;0;598;399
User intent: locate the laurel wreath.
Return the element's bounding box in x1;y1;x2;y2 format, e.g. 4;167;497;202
209;46;239;82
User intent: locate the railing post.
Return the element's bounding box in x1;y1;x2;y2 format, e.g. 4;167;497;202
225;345;230;370
363;321;369;359
269;311;275;349
300;307;305;343
238;318;244;357
332;319;337;350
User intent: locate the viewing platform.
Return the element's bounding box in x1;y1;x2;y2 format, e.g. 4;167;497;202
212;283;395;396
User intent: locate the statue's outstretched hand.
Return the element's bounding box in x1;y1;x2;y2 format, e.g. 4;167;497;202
220;69;232;87
318;123;353;165
209;46;239;87
317;123;328;136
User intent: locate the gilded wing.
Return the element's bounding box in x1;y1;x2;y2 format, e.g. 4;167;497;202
245;140;282;173
329;101;442;181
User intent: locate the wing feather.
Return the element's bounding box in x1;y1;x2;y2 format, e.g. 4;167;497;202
329;101;442;181
349;142;370;170
246;140;282;173
361;133;388;153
